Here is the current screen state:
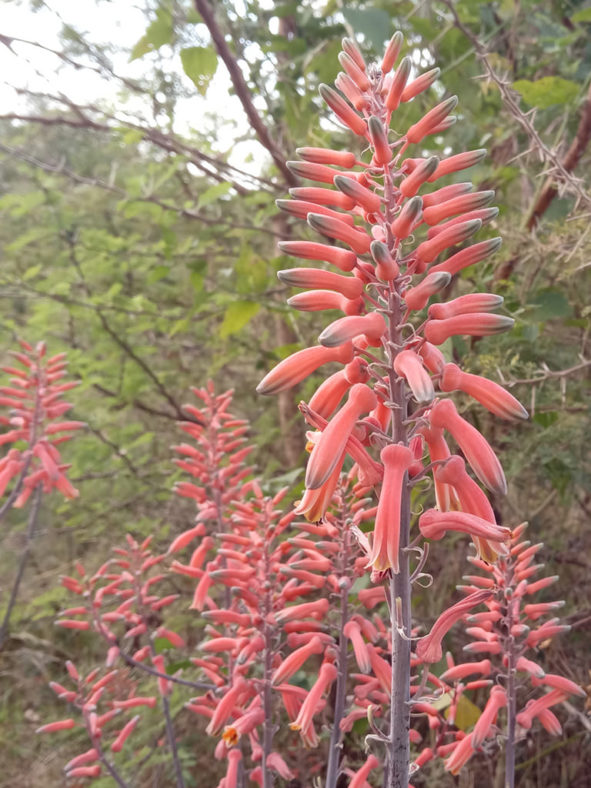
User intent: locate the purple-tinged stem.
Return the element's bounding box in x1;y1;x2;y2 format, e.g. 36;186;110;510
385;284;411;788
504;563;517;788
326;498;351;788
85;714;132;788
261;505;274;788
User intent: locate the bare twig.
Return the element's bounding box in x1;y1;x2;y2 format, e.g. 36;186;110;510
506;359;591;387
0;485;43;649
193;0;297;187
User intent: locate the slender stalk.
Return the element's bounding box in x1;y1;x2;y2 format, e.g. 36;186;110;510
131;572;186;788
504;564;517;788
87;716;133;788
261;507;274;788
384;147;411;788
161;694;186;788
326;506;351;788
0;484;42;649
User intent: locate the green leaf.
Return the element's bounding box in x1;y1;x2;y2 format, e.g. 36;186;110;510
180;47;218;96
533;411;559;428
147;265;170;284
573;8;591;23
342;8;391;51
197;181;232;208
448;694;482;732
528;289;573;321
22;264;42;280
513;77;579;108
220;301;260;338
130;8;173;60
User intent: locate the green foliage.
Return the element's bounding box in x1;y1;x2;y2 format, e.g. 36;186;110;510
513;76;581;108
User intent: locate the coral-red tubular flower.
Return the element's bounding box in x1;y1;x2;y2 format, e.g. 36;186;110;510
423;190;495;225
296;147;356;168
305;384;377;489
419;509;511;546
343;620;371;673
257;342;354;396
445;733;476;775
403;272;451;311
206;679;247;736
406;96;458;144
428;237;502;277
334;174;382;213
428;149;487;182
393;351;434;403
369;444;413;572
278;240;357;271
278;268;363;299
391;195;423;239
287;290;363;314
307;212;371;254
319;84;367;136
401;67;440;102
428;293;504;319
472;686;506;747
440;363;528;421
400;156;439;198
416;218;482;264
435;455;499;561
290;661;337;733
424;313;514;345
349;754;380;788
385;56;411;111
319;313;386;348
271;636;324;685
381;31;403;73
416;589;492;663
429;399;507;496
417;422;458;512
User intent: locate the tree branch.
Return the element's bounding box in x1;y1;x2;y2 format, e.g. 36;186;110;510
193;0;297;187
442;0;591;211
527;83;591;229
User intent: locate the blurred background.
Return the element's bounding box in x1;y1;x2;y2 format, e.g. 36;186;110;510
0;0;589;785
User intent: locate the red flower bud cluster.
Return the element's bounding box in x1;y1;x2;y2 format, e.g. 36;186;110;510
0;340;83;506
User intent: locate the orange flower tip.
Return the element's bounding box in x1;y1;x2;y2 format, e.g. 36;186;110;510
381;31;404;73
341;37;366;72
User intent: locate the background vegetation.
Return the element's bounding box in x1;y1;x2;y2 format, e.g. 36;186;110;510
0;0;589;785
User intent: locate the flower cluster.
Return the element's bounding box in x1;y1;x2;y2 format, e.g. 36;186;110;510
0;340;82;506
433;523;583;774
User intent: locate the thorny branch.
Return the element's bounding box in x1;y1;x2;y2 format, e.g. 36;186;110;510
442;0;591;211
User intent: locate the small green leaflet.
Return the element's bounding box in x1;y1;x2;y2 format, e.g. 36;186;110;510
180;47;218;96
513;77;579;109
220;301;260;337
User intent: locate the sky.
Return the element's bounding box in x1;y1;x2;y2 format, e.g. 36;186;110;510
0;0;278;176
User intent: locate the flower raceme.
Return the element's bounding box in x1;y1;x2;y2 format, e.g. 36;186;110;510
0;340;83;505
257;29;525;551
418;525;583;777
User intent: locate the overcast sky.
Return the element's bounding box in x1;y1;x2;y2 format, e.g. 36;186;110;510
1;0;278;174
